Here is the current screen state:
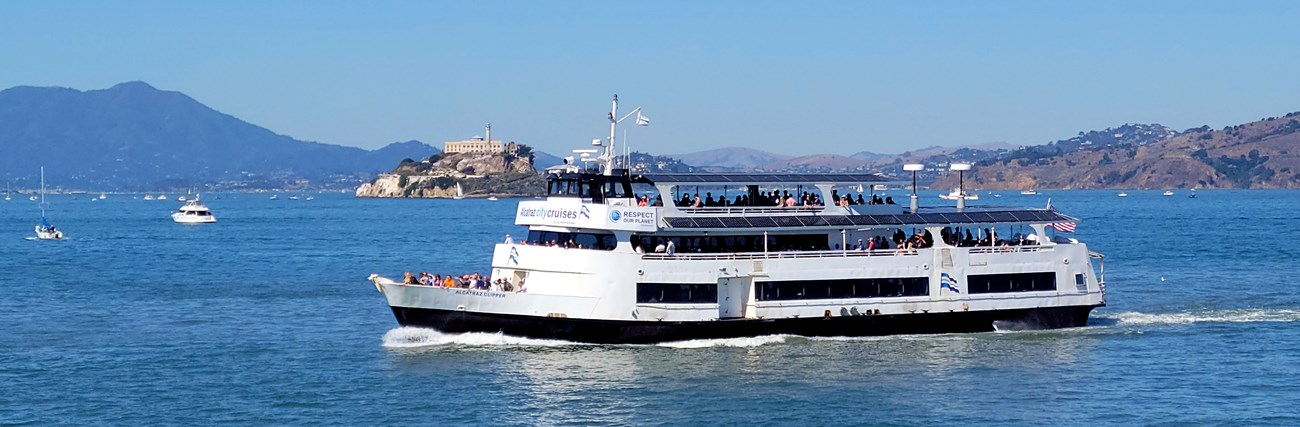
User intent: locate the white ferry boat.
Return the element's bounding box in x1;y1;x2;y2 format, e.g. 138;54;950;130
369;97;1107;344
172;198;216;224
938;188;979;201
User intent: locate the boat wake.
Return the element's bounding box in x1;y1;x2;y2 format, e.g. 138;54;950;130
1098;308;1300;326
656;335;794;349
381;327;576;348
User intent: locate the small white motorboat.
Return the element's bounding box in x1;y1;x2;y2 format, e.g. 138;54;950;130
172;199;217;224
1163;190;1174;196
938;189;978;201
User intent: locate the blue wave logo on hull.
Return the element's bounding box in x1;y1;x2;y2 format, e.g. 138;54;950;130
609;210;621;222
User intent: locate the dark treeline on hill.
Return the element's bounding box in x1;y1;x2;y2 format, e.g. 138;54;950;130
0;82;438;191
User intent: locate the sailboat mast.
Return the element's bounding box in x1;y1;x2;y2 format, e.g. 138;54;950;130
605;94;618;176
40;167;47;219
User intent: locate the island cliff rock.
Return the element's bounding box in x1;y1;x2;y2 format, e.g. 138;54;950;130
355;149;545;198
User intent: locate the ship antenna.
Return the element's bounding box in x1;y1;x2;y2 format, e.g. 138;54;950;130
604;94;646;176
605;94;618;175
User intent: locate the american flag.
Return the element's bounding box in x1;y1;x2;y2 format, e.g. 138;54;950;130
1050;222;1076;232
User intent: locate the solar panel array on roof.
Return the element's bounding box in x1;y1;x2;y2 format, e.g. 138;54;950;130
662;209;1075;229
640;173;891;184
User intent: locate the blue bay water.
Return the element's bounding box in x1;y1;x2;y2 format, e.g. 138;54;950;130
2;190;1299;425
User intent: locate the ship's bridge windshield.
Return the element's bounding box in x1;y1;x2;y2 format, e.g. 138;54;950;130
546;173;634;203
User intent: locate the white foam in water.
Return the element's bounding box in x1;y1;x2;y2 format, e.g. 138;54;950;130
1103;308;1300;326
656;335;793;349
381;327;576;348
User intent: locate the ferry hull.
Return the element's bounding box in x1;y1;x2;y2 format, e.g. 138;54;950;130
389;305;1099;344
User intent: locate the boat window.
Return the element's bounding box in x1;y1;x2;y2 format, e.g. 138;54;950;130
636;283;718;304
966;272;1056;294
631;233;829;254
756;277;929;301
603;180;632;198
526;230;616;250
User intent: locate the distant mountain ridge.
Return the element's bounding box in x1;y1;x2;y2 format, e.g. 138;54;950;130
667;147;791;170
0;81;438;190
946;116;1300;189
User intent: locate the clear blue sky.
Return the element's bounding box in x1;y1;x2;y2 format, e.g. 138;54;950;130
3;1;1299;156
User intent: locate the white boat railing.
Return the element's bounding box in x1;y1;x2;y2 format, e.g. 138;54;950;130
1089;250;1106;301
642;245;1056;261
642;248;919;261
675;206;825;215
967;246;1054;254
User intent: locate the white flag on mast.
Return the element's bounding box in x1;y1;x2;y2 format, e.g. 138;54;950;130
635;111;650;126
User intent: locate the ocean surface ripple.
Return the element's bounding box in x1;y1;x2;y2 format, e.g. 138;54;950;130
2;190;1300;425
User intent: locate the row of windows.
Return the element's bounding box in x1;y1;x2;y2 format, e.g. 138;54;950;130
967;272;1057;294
637;273;1057;304
757;278;929;301
526;231;618;250
547;178;634;201
636;283;718;304
632;233;831;254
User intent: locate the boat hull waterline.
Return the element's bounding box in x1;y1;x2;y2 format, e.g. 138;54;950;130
389;304;1098;344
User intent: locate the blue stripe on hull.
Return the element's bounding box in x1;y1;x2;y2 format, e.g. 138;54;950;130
390;305;1098;344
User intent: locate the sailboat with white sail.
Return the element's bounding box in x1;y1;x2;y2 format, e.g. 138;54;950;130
33;167;64;240
453;182;465;200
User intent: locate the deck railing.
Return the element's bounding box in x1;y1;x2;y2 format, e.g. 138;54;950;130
674;206;826;215
642;248;919;261
642;244;1053;261
967;245;1053;254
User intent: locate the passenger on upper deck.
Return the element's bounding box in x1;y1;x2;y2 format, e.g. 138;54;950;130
692;194;702;208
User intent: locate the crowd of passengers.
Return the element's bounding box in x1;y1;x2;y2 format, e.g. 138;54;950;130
401;271;524;292
673;190;895;208
631;227;1040;255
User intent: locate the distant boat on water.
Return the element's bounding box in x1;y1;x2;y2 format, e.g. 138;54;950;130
158;194;168;200
938;189;978;201
144;195;154;201
32;167;64;240
1020;189;1037;195
1118;192;1128;197
453;182;465;200
1163;190;1174;196
1188;189;1197;199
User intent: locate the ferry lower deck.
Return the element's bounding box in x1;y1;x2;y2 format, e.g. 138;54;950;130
388;304;1097;344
